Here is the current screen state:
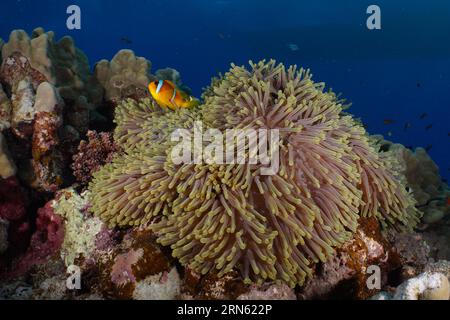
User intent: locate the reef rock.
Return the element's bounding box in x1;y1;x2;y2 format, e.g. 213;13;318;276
11;79;35;139
0;132;17;179
31;82;64;192
71;131;119;186
94;229;175;299
94;49;152;102
1;28;100;102
298;217;401;300
0;84;12;130
52;188;105;266
394;272;450;300
5;200;64;278
387;142;444;206
237;283;296;300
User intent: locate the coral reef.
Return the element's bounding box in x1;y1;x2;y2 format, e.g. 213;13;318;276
0;28;103;193
372;136;447;208
89;60;419;287
1;27;448;300
96;229;175;299
94;49;152;102
298;217;401;299
51;188;104;266
1;28;101;101
31;82;64;192
373;272;450;300
71;131;119;186
6;201;64;278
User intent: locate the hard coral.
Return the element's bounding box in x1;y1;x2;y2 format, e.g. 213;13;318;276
1;28;101;102
89;60;419;287
72;131;118;185
94;50;152;102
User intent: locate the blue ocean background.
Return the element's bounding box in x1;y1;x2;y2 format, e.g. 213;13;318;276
1;0;449;180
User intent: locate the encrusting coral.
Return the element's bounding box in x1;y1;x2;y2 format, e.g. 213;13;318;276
89;60;420;287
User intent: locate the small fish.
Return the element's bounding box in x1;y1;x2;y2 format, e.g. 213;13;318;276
425;124;433;130
405;145;414;150
387;131;393;137
417;82;421;88
120;37;132;44
403;122;411;131
148;80;200;110
425;144;433;152
287;43;299;52
383;119;395;125
419;113;428;120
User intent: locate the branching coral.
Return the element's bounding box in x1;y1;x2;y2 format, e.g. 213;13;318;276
89;60;419;287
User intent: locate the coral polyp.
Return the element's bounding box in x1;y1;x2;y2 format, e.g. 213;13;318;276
89;60;420;287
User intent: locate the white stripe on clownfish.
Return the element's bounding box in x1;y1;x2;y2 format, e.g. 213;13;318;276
171;88;177;102
156;80;164;94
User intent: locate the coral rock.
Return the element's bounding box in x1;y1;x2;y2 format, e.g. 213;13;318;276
31;82;64;192
72;131;118;185
0;132;17;179
393;272;450;300
11;79;35;139
237;283;296;300
94;49;152;102
132;267;181;300
7;201;64;278
51;188;104;266
0;84;12;130
1;28;100;102
97;229;172;299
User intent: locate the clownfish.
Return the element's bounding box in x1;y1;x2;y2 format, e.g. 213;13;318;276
148;80;200;110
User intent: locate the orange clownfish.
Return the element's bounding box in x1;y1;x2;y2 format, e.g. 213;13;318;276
148;80;200;110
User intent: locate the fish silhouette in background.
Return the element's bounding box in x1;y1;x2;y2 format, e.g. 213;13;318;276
120;37;133;45
383;119;396;125
425;124;433;130
287;43;299;51
425;144;433;152
404;122;411;131
419;113;428;120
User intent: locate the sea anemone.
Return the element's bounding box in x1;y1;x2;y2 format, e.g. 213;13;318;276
89;60;419;287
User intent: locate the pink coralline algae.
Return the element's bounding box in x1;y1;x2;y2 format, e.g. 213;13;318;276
5;201;64;278
110;248;144;286
72;131;118;185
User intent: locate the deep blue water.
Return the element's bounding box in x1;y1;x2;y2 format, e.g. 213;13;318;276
1;0;449;180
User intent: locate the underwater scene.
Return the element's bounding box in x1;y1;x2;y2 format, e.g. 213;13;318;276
0;0;449;304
